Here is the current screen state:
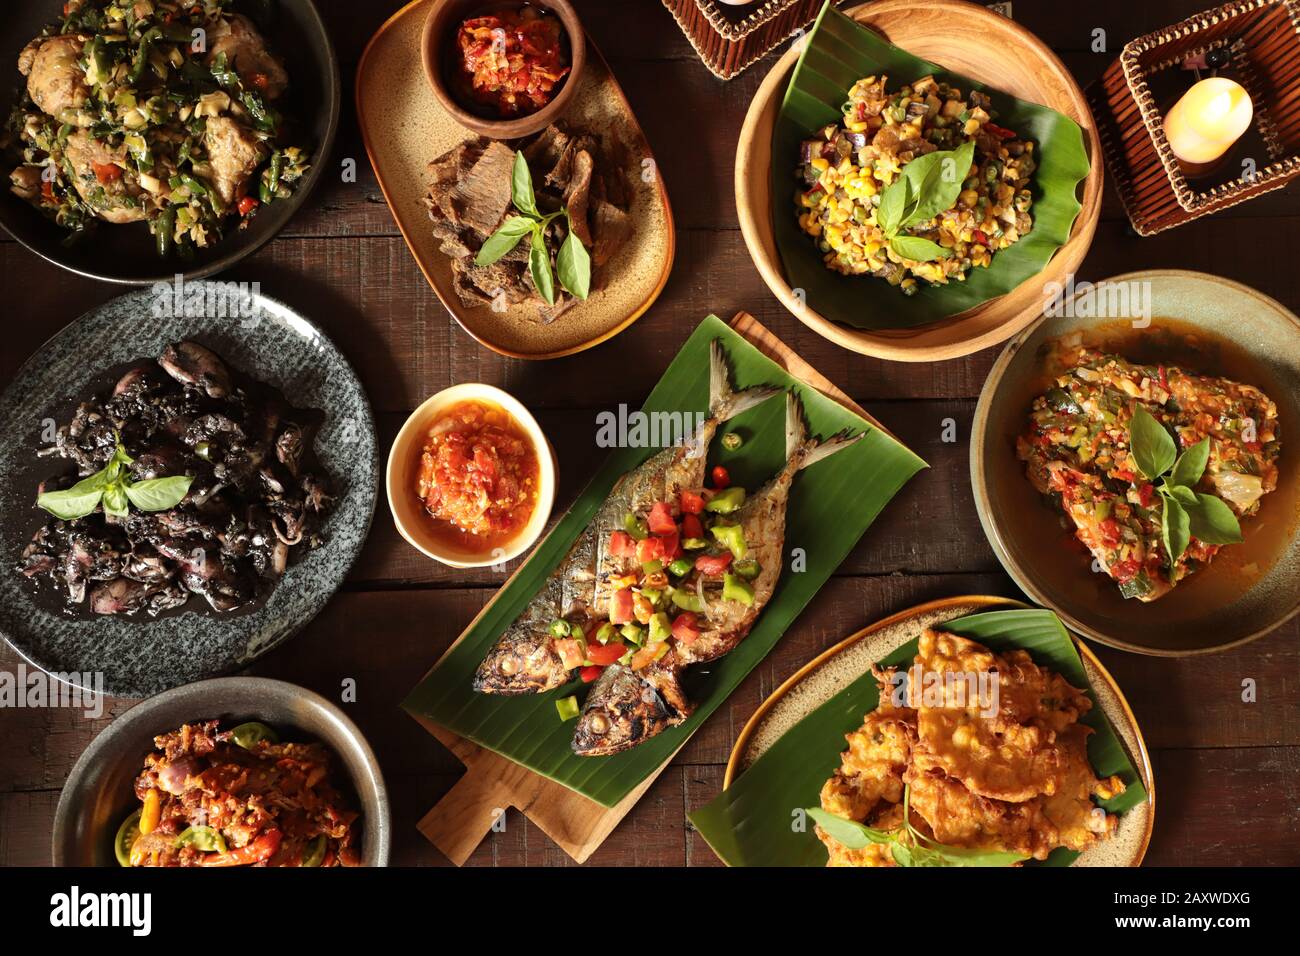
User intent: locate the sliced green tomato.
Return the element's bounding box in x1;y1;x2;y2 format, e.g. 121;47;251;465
174;825;228;853
648;612;672;644
732;558;762;580
705;487;746;513
594;622;617;645
671;589;704;613
639;587;662;607
620;623;645;646
682;537;709;550
667;557;694;577
641;559;664;575
301;834;328;867
555;695;581;721
114;809;142;868
710;523;747;559
229;721;279;749
622;512;649;540
722;572;755;606
1094;498;1112;521
549;619;570;638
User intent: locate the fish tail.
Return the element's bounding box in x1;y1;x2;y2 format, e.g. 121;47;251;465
785;390;866;471
709;339;781;423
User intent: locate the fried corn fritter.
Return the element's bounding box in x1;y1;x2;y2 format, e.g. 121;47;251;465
814;629;1126;867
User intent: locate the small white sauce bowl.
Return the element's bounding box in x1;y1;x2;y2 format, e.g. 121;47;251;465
386;383;556;569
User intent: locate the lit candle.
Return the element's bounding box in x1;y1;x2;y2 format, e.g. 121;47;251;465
1163;77;1254;167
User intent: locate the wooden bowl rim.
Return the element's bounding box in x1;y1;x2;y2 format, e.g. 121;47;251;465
721;594;1156;867
419;0;587;140
734;0;1104;362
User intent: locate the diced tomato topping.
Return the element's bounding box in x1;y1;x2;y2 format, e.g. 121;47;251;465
609;529;637;558
985;122;1016;139
1111;559;1140;584
1112;469;1136;483
1098;518;1121;548
671;612;702;645
632;593;653;624
41;179;55;203
580;665;604;683
553;638;585;671
586;642;626;667
694;552;733;575
1158;365;1170;391
680;490;705;514
647;502;677;535
710;465;730;489
972;229;988;246
92;162;122;184
680;513;704;540
610;588;634;625
629;645;662;671
657;530;681;560
1245;440;1262;453
1137;483;1155;507
636;536;665;563
237;195;259;216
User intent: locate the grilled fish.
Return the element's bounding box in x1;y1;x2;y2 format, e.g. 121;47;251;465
571;392;863;756
472;341;780;695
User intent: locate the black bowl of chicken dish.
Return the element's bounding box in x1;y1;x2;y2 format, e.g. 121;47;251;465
0;0;339;284
53;677;391;866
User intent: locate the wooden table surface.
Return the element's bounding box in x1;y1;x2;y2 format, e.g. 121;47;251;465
2;0;1297;867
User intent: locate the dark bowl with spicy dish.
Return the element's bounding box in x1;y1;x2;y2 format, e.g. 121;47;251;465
421;0;585;139
0;0;340;284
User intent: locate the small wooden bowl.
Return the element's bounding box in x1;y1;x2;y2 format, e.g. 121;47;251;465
420;0;586;139
387;384;557;569
736;0;1104;362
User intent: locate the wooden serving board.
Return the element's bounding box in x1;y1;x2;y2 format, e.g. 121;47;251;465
410;312;892;864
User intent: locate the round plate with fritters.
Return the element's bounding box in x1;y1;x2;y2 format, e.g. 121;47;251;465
723;595;1154;866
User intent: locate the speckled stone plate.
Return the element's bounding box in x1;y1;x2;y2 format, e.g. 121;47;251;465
0;286;378;697
725;596;1155;867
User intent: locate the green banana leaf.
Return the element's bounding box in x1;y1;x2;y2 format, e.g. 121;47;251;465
773;2;1090;329
689;608;1148;865
402;315;927;808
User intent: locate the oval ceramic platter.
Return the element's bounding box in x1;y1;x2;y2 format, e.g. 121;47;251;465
356;0;675;359
0;287;378;697
695;596;1154;867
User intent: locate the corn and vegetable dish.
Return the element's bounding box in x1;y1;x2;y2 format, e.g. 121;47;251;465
4;0;309;257
795;74;1036;294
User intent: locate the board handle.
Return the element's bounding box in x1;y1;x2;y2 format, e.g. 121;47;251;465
417;769;513;866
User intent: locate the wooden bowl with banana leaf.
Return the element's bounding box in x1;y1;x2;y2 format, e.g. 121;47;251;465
736;0;1102;361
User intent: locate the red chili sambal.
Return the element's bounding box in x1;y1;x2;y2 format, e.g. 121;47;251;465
417;400;540;546
454;7;570;118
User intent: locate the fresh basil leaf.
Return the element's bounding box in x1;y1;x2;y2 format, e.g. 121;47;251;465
511;150;539;219
102;483;130;519
1169;437;1210;488
124;475;193;512
1184;492;1244;545
901;141;975;226
36;474;107;520
556;228;590;300
889;841;914;866
805;808;895;850
889;235;951;262
920;841;1026;867
1129;405;1177;480
475;216;536;267
528;226;555;306
1163;483;1197;506
876;175;911;237
1160;492;1190;564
